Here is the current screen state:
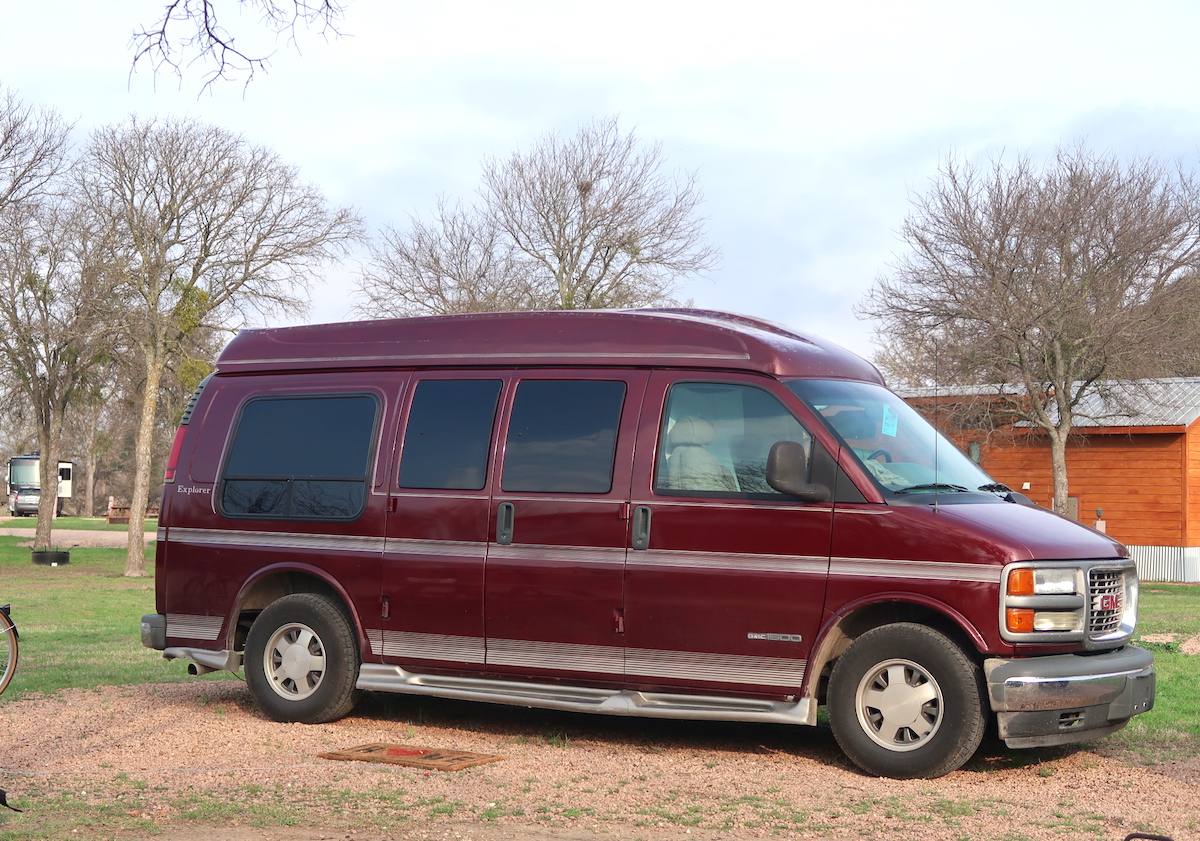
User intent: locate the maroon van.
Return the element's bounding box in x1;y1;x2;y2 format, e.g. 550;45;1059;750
141;309;1154;778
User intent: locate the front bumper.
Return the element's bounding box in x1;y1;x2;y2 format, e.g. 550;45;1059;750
984;645;1155;748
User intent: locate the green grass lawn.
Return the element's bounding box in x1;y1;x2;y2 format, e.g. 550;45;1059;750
1100;581;1200;761
0;536;224;703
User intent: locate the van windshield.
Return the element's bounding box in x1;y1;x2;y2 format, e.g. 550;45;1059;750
786;379;997;496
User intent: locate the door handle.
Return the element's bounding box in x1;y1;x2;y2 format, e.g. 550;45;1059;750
631;505;651;550
496;501;515;545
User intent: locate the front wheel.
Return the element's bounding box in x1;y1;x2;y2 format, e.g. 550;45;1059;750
245;593;361;724
827;623;985;779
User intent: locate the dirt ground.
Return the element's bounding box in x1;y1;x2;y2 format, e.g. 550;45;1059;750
0;526;147;549
1;679;1197;841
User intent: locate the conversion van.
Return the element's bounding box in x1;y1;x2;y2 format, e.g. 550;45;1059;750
142;309;1154;778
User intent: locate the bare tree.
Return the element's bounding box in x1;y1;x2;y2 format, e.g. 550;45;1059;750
860;145;1200;515
358;199;548;316
77;116;364;576
131;0;347;90
0;199;117;551
357;117;718;317
0;86;70;209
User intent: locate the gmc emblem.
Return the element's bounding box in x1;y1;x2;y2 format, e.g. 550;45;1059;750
1097;594;1121;611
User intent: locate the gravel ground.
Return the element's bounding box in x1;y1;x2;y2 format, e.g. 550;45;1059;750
1;678;1197;841
0;527;147;549
2;523;1195;838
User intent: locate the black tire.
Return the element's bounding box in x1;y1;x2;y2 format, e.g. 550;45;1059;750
827;623;985;779
244;593;361;724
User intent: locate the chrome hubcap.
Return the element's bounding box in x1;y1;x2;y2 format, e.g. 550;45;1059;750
855;658;943;751
264;622;326;700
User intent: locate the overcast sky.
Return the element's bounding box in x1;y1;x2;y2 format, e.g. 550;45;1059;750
4;0;1200;358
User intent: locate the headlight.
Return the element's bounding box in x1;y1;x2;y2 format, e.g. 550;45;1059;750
1006;567;1078;596
1000;560;1138;647
1001;563;1086;642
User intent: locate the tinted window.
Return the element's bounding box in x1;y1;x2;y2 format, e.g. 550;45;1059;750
502;380;626;493
656;382;812;497
220;394;378;520
399;380;502;490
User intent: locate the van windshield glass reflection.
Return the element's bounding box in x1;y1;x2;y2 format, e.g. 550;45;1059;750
786;379;996;495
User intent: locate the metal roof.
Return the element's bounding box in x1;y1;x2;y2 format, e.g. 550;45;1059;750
1066;378;1200;428
897;378;1200;429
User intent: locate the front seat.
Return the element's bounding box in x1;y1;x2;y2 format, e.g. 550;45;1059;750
666;415;737;492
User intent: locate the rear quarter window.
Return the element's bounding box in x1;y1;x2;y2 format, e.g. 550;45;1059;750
219;393;379;521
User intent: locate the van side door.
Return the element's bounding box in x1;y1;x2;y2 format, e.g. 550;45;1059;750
377;373;505;671
483;371;648;682
624;371;834;696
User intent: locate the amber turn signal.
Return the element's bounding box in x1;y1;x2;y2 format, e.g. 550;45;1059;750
1007;568;1035;596
1006;607;1035;633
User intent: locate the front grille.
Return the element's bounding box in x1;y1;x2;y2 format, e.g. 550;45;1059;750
1088;568;1124;636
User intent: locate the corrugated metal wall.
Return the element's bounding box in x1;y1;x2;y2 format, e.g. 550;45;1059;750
1129;546;1200;583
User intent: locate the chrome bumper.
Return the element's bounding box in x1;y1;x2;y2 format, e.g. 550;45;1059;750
984;645;1155;748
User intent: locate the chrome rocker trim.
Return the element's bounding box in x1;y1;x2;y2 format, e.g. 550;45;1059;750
356;663;817;725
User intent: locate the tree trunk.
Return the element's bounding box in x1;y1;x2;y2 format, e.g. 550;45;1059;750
124;353;164;577
82;406;98;518
1048;427;1071;517
33;446;55;552
32;409;65;551
84;454;95;519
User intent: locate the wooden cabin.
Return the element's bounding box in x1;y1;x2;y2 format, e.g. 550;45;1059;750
900;379;1200;583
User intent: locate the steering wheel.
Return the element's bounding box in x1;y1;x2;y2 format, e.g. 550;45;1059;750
865;449;893;463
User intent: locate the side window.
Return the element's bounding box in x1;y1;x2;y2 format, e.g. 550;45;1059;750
501;380;626;493
655;382;813;497
399;379;502;490
220;394;379;520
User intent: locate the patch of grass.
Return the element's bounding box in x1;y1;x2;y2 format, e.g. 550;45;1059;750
0;537;233;704
1095;583;1200;762
0;783;163;841
1137;583;1200;638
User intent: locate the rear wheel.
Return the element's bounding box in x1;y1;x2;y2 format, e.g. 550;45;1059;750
245;593;361;724
828;623;985;779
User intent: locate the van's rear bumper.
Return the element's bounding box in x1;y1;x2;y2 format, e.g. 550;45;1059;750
984;645;1155;748
141;613;166;650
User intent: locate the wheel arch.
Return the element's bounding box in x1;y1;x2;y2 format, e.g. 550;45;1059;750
804;593;987;703
229;563;366;655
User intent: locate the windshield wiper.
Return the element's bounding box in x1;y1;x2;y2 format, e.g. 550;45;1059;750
977;483;1012;493
893;483;971;494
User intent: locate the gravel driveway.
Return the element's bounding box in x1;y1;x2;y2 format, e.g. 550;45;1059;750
2;679;1197;841
0;527;151;549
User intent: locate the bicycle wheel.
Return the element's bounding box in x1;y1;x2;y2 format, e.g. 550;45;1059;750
0;605;17;697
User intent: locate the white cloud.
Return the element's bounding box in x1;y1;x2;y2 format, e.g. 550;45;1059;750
4;0;1200;357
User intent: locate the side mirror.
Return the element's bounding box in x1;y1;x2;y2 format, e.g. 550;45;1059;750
766;441;831;502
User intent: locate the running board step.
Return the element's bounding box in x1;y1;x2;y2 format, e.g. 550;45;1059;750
356;663;815;726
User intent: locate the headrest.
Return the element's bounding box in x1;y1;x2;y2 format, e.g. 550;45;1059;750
828;410;872;440
668;415;716;447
